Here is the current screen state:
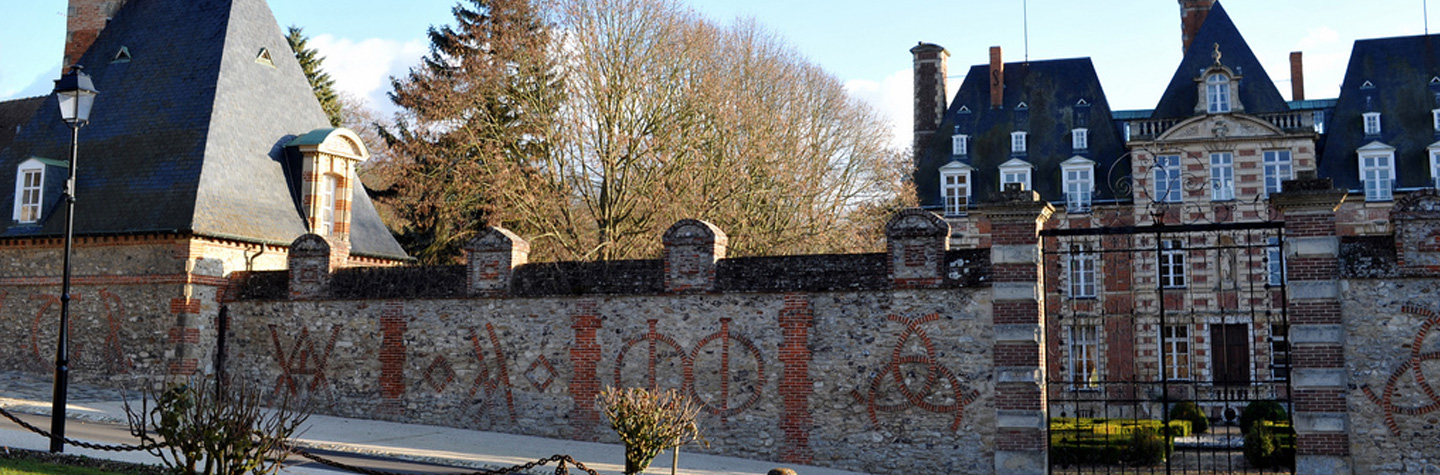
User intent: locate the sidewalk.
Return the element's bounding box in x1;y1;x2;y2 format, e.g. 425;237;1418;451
0;372;869;475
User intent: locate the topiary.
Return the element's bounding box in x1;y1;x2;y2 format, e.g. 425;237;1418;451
1168;401;1209;435
1239;401;1288;434
1243;421;1278;468
1124;427;1170;466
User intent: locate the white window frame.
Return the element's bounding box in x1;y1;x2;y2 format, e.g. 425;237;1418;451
1072;128;1089;151
999;159;1033;191
1011;131;1027;154
1159;239;1186;289
13;162;44;223
1268;237;1284;286
1211;152;1234;201
1429;144;1440;189
1270;323;1290;381
1432;109;1440;132
939;165;971;217
319;173;339;235
1068;325;1100;390
1364;112;1382;135
951;134;969;156
1207;73;1231;113
1313;110;1325;134
1263;150;1292;197
1360;152;1395;201
1161;325;1191;381
1069;244;1097;298
1155;154;1182;203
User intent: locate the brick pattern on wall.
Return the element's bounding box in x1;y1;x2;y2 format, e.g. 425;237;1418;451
568;300;602;441
777;293;814;464
379;302;407;416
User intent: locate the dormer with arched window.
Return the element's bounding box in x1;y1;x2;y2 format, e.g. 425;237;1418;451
284;128;371;241
1195;44;1242;115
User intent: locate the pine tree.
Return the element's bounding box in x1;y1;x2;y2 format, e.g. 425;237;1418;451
286;26;343;127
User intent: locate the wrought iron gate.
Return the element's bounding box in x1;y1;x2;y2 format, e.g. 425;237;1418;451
1042;221;1294;474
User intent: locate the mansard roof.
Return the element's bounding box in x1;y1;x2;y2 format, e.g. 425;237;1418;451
1318;34;1440;193
1151;2;1289;119
0;0;406;260
914;57;1128;208
0;96;43;153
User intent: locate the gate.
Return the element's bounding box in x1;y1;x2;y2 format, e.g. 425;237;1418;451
1042;220;1294;474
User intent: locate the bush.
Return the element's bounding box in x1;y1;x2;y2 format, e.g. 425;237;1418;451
597;388;704;475
1239;401;1287;434
1125;428;1170;466
123;377;307;475
1168;401;1209;435
1049;419;1175;467
1244;422;1277;467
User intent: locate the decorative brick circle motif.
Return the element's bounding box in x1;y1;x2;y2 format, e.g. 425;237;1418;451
850;313;979;431
614;318;766;422
1362;304;1440;436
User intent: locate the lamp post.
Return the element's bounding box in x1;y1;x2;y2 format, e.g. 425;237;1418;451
50;65;97;454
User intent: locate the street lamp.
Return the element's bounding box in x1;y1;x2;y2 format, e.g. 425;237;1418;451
50;65;97;454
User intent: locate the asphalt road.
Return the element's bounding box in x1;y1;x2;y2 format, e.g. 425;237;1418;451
1;411;485;475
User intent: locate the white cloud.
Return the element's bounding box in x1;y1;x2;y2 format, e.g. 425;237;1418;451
310;34;427;116
845;68;913;148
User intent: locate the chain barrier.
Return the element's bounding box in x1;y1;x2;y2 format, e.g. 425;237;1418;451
0;405;163;452
0;404;601;475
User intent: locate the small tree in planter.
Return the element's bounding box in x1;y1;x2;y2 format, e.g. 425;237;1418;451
598;388;704;475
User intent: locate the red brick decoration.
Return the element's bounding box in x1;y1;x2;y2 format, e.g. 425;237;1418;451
268;324;342;398
28;292;78;369
614;318;768;423
569;300;602;440
778;293;814;464
850;313;980;431
464;323;517;424
1361;304;1440;436
379;302;407;414
98;289;133;374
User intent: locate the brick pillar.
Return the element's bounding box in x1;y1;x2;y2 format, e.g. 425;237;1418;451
885;208;950;288
663;219;726;293
464;226;530;297
378;302;407;417
569;300;602;441
65;0;129;69
777;293;815;464
982;186;1055;474
288;234;332;300
910;41;948;160
1271;176;1352;475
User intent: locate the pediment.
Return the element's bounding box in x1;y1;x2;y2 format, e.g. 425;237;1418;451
1061;156;1096;168
1358;141;1395;152
999;158;1034;170
1155;114;1283;141
939;160;973;172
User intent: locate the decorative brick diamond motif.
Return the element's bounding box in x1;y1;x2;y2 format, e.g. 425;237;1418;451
524;355;557;392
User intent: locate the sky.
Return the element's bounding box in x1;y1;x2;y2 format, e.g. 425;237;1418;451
2;1;1437;146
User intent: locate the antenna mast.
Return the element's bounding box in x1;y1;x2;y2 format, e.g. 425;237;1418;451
1023;0;1030;61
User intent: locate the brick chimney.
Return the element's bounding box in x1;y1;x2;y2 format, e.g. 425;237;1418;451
989;46;1004;109
911;42;949;158
65;0;128;69
1178;0;1215;54
1290;52;1306;101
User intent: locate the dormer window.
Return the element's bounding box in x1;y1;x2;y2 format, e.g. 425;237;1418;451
13;162;44;223
1363;112;1382;136
1430;143;1440;189
952;134;969;156
1011;131;1027;154
1000;159;1033;191
1358;142;1396;202
1206;73;1231;113
938;161;973;217
1062;156;1096;213
318;174;339;235
1432;109;1440;131
1072;128;1089;151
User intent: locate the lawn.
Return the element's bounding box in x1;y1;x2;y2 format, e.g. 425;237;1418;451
0;449;163;475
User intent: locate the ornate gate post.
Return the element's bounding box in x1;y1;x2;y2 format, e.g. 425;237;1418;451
982;185;1055;474
1271;175;1352;474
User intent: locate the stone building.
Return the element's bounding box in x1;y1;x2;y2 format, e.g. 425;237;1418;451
0;0;406;379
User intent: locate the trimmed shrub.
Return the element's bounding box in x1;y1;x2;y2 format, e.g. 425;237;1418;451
1239;401;1288;434
1124;427;1170;466
1168;401;1209;435
1244;422;1278;467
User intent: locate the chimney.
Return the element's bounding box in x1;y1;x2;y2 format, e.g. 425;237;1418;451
989;46;1004;109
910;42;949;158
65;0;128;70
1178;0;1216;54
1290;52;1306;101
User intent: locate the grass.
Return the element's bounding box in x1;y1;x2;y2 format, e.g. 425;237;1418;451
0;448;164;475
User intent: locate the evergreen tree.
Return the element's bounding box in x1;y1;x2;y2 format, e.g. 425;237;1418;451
286;26;343;127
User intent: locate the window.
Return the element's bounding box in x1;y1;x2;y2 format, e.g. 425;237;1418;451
1270;324;1291;381
1361;153;1394;201
1364;112;1382;135
1211;153;1234;201
1155;155;1182;203
1431;149;1440;189
1207;73;1231;113
13;164;43;223
1161;325;1191;380
1065;167;1093;212
1069;244;1097;298
1068;325;1100;389
318;174;339;235
1432;109;1440;131
951;134;969;156
1072;128;1089;151
939;166;970;217
1313;110;1325;134
1159;239;1186;288
1268;237;1284;286
1263;150;1292;197
1011;131;1027;154
999;159;1032;191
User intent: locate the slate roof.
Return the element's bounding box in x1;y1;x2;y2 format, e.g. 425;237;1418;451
0;96;44;153
1151;2;1289;119
1317;34;1440;192
0;0;406;260
915;57;1129;208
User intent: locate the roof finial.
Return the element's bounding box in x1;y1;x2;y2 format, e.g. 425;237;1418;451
1211;43;1222;66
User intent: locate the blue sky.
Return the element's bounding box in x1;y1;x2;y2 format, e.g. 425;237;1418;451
1;1;1435;145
